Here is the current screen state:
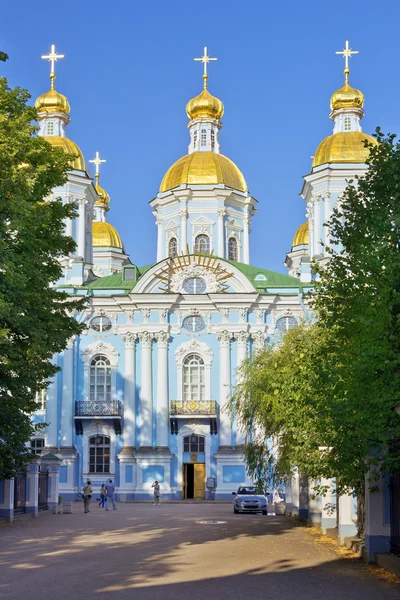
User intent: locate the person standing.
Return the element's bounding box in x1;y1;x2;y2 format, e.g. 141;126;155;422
99;483;106;508
82;480;93;513
105;479;117;511
151;480;160;505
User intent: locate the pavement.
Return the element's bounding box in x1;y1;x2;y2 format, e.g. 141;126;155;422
0;502;399;600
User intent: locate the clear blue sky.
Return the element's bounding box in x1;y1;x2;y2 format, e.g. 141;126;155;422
1;0;398;273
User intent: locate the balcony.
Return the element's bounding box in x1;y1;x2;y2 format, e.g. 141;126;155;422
170;400;217;418
74;401;122;418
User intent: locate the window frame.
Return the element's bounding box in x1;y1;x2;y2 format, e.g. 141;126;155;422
228;236;238;261
183;353;206;401
88;434;111;474
194;234;210;254
31;438;45;455
183;434;205;453
90;355;112;403
169;236;178;258
200;129;207;147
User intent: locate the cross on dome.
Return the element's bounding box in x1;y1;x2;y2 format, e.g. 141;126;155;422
194;47;217;89
41;44;65;90
335;40;359;85
89;151;106;186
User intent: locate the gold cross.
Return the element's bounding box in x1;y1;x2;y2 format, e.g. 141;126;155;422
41;44;65;89
89;151;106;186
336;40;359;84
194;47;217;89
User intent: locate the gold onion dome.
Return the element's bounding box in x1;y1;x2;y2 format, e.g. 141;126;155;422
160;151;247;193
312;131;377;168
92;221;123;249
186;86;224;120
95;184;110;207
35;86;70;115
292;222;309;247
43;136;86;171
330;83;364;111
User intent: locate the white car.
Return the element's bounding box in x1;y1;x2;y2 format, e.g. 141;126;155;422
232;486;268;515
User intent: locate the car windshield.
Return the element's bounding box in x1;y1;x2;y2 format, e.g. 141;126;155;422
237;487;262;495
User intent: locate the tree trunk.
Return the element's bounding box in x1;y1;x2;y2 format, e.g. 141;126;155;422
356;484;365;539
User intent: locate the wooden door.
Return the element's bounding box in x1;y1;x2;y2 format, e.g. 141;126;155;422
194;463;205;499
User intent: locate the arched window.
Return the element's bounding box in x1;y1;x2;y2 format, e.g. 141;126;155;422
344;116;351;131
183;354;205;401
89;435;110;473
169;237;178;258
46;122;54;135
31;438;45;455
90;355;111;402
193;130;198;148
183;435;205;453
276;316;297;331
200;129;207;146
228;237;238;261
195;234;210;254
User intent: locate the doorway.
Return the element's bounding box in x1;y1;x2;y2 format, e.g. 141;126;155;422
183;463;205;499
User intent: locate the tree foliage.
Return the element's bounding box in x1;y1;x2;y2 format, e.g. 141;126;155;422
232;130;400;498
0;70;85;479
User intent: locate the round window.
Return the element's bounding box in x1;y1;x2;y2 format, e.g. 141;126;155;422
183;277;207;294
182;315;206;333
90;315;112;333
276;316;297;331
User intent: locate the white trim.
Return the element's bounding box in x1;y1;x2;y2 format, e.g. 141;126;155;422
177;422;211;493
82;421;116;481
175;340;213;402
81;341;119;403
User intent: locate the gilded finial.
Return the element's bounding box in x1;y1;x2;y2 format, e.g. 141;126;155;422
194;46;217;90
41;44;65;91
89;151;106;187
335;40;359;86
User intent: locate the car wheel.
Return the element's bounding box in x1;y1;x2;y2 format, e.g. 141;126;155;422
262;510;268;515
234;507;239;514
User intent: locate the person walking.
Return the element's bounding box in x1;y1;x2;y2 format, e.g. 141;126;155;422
82;480;93;513
99;483;106;508
105;479;117;511
151;480;160;505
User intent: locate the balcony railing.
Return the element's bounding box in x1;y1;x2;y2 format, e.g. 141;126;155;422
170;400;217;417
75;401;122;417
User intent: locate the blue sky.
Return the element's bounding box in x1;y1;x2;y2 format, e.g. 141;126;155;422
1;0;399;273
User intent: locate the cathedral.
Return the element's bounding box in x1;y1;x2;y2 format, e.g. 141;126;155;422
31;43;375;501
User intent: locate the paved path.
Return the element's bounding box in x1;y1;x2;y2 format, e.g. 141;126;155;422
0;503;398;600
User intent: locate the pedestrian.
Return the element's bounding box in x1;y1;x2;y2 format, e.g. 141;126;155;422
151;480;160;505
82;480;93;513
99;483;106;508
105;478;117;511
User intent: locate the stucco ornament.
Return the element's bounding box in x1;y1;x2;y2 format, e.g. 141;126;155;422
170;262;220;294
175;339;214;364
82;340;119;366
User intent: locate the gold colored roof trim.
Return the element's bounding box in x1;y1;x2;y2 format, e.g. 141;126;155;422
292;222;308;247
92;221;123;249
312;132;377;168
160;151;247;193
43;136;86;171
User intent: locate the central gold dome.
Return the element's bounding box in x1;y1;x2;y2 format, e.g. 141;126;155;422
92;222;123;248
313;132;377;168
292;222;309;247
160;151;247;193
43;136;86;171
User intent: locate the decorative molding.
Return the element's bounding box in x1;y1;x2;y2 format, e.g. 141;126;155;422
159;308;168;323
217;207;227;219
220;308;229;322
155;331;169;347
138;331;153;347
252;331;266;350
82;340;119;367
235;331;249;345
140;308;150;323
217;330;233;346
256;308;265;323
122;332;137;349
179;209;188;219
175;339;214;364
238;307;247;323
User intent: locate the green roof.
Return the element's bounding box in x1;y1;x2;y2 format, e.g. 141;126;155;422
223;259;302;293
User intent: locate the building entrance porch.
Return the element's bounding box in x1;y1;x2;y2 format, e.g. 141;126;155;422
182;463;205;499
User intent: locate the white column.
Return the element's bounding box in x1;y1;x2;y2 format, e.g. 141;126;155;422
122;333;136;450
306;199;314;257
323;192;331;253
308;478;321;526
139;332;153;448
217;207;225;257
156;217;163;262
180;209;187;253
321;477;336;533
235;332;248;446
313;196;321;256
156;331;169;448
243;214;250;264
338;492;357;544
77;198;86;258
60;338;74;448
291;470;300;517
217;330;232;447
46;356;59;449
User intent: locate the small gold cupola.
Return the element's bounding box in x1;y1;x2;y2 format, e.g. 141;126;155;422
35;45;70;115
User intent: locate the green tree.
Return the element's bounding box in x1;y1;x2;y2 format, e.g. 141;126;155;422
0;60;85;479
232;131;400;529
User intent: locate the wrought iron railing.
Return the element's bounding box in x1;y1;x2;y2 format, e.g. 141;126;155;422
170;400;217;416
75;401;122;417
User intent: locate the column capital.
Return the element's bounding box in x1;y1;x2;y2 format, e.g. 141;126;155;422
217;207;227;219
252;330;266;350
155;217;163;226
179;209;188;219
235;331;249;345
140;308;150;323
122;332;137;349
217;330;233;346
66;336;76;350
139;331;153;347
155;330;170;348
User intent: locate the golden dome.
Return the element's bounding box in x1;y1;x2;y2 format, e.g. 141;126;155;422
95;184;110;207
186;88;224;120
292;222;309;247
312;132;377;168
330;83;364;111
160;151;247;193
92;222;123;248
35;87;70;115
43;136;86;171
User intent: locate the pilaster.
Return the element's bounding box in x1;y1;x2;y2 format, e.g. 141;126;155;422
138;331;153;448
217;330;233;448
